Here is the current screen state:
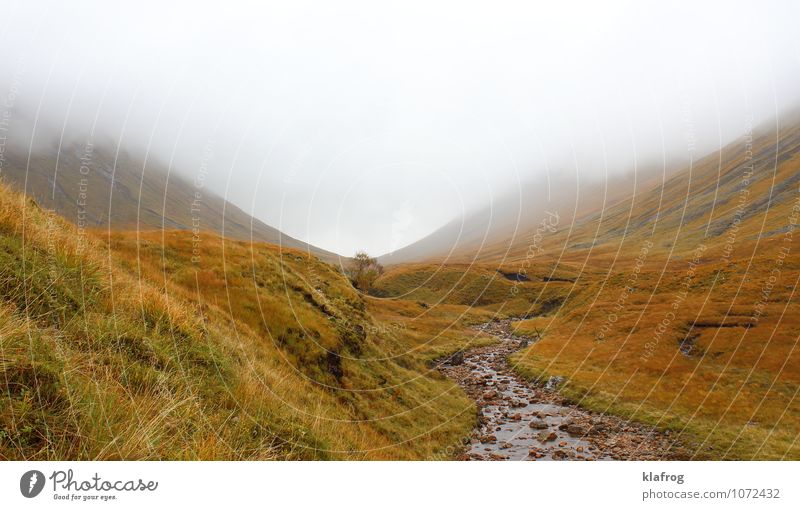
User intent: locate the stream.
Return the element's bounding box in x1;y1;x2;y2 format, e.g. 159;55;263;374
439;319;682;461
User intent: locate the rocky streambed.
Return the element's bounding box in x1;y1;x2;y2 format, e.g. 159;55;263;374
439;319;683;461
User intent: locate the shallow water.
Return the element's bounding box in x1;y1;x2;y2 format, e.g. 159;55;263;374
460;344;608;461
439;319;677;461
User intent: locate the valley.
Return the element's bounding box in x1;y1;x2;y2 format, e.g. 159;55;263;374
1;116;800;461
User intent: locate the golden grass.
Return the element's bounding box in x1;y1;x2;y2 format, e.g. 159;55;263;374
509;239;800;460
0;182;481;460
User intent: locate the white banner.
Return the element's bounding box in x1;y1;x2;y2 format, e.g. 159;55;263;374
0;461;796;509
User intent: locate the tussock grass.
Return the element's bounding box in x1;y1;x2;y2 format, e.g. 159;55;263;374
0;182;478;460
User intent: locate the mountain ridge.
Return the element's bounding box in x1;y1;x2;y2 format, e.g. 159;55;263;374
0;141;343;263
378;113;800;266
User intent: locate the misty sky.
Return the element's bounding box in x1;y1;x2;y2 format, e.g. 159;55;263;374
1;0;799;256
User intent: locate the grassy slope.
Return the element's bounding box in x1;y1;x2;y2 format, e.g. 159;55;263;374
376;120;800;459
372;262;580;318
0;181;482;460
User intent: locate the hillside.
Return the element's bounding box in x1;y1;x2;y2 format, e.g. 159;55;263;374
374;116;800;459
377;163;666;266
0;179;493;460
0;142;341;263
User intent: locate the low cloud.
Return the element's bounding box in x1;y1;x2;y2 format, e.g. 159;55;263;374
1;0;798;255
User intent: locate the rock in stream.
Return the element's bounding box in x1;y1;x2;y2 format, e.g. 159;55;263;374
438;318;684;461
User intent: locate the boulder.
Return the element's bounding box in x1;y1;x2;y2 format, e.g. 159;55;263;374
528;419;548;430
565;423;591;436
537;431;557;443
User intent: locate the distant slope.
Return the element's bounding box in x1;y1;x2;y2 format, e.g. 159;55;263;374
381;114;800;267
378;163;664;266
483;114;800;264
565;118;800;258
0;142;342;263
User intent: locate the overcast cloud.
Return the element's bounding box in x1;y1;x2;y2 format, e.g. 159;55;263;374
1;0;799;255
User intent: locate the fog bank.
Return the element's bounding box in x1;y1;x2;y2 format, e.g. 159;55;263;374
1;0;799;255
